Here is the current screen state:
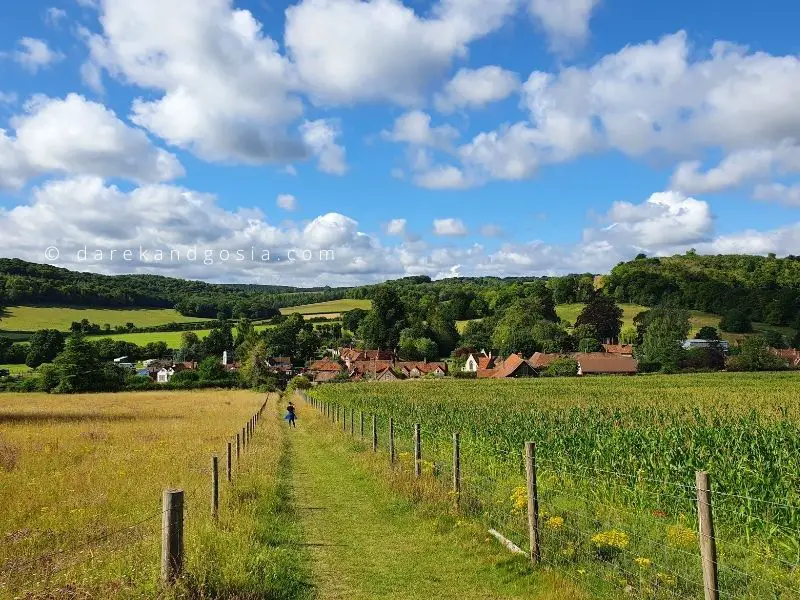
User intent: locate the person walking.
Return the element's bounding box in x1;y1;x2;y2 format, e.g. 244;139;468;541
285;401;297;428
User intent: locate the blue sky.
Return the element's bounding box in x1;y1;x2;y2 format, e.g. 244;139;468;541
1;0;799;285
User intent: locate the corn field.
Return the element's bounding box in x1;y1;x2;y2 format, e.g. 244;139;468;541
310;372;800;599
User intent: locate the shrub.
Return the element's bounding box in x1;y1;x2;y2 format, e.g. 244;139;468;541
543;357;578;377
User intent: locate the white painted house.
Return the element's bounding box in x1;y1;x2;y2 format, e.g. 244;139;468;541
157;368;175;383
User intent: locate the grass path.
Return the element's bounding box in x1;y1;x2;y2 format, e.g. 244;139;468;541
287;402;582;600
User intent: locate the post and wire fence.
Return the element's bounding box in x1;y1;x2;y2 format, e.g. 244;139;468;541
302;392;798;600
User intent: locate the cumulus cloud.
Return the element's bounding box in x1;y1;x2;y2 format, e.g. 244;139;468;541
414;165;470;190
383;110;459;149
285;0;518;106
670;142;800;194
0;91;17;105
84;0;306;164
753;183;800;207
433;218;468;236
299;119;348;175
386;219;407;236
590;191;714;249
277;194;298;211
0;94;183;190
527;0;601;53
434;66;520;113
13;38;64;73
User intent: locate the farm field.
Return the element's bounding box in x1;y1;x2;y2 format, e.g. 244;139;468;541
279;298;370;317
0;306;206;333
309;373;800;599
0;390;312;599
0;364;32;375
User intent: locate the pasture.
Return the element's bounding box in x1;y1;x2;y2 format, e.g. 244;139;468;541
0;306;206;333
310;373;800;599
0;390;309;598
279;298;371;316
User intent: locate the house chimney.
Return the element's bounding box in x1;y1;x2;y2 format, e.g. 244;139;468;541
222;350;228;365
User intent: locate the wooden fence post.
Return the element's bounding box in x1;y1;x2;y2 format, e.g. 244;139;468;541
211;456;219;521
161;489;184;584
389;418;395;464
414;424;421;477
350;408;354;436
236;433;240;460
226;442;232;482
453;432;461;506
360;411;365;439
696;471;719;600
343;407;347;432
525;442;541;565
242;426;247;449
372;415;378;452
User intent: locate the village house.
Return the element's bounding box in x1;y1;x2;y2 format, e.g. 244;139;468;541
308;358;345;383
769;348;800;367
462;351;496;373
574;353;638;375
682;339;730;353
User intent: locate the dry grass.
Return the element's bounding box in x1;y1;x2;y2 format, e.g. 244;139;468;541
0;390;265;599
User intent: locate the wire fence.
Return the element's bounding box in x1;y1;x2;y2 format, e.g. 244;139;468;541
1;397;270;598
306;393;800;600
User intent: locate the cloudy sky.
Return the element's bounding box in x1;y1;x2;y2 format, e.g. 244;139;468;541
1;0;799;285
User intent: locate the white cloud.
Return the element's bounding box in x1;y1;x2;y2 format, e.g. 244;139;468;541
588;191;714;249
299;119;348;175
386;219;407;236
527;0;600;53
85;0;306;164
753;183;800;207
670;142;800;194
45;8;68;27
285;0;518;105
0;94;183;190
433;217;468;236
480;224;504;237
13;38;64;73
277;194;298;211
414;165;470;190
434;66;520;113
383;110;459;149
0;92;17;105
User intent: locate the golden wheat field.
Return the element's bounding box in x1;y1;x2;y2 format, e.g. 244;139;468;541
0;390;269;599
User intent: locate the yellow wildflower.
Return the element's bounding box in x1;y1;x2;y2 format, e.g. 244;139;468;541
634;557;651;569
657;572;677;587
511;486;527;512
666;524;696;548
591;529;629;550
546;515;565;530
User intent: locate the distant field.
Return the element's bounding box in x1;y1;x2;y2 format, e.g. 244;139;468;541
85;321;339;346
0;364;32;375
0;306;206;333
280;298;370;316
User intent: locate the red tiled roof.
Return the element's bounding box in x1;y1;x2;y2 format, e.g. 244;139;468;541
602;344;634;355
528;352;560;368
477;356;495;370
493;354;534;378
309;359;343;372
573;353;638;374
351;360;393;374
313;371;339;382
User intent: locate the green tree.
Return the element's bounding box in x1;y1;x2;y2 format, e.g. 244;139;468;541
575;292;623;342
578;338;602;352
695;326;719;340
198;356;227;381
415;338;439;361
638;308;691;372
620;326;637;345
544;358;579;377
727;336;786;371
26;329;66;368
342;308;368;333
52;335;102;393
356;287;407;349
720;309;752;333
461;318;494;351
762;330;787;349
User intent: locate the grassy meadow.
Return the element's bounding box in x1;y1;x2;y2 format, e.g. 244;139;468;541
0;390;311;599
310;373;800;599
0;306;206;332
279;298;370;316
